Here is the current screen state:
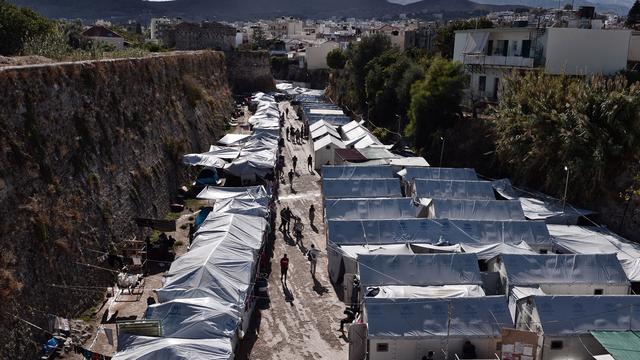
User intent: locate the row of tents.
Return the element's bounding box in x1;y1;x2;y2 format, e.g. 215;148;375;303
318;164;640;360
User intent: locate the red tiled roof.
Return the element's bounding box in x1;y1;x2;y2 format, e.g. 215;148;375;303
335;148;367;162
82;26;122;38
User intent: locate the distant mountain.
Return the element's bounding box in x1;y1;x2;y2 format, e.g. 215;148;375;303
8;0;518;21
472;0;631;14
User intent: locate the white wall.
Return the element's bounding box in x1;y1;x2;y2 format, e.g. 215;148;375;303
452;32;468;63
544;28;631;75
368;337;500;360
314;141;340;169
306;42;340;70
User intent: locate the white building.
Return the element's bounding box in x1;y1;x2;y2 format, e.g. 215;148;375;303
515;295;640;360
453;27;632;102
305;41;340;70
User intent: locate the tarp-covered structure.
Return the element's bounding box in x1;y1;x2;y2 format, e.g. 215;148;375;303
548;225;640;282
324;197;422;220
398;167;477;182
413;179;496;200
321;165;395;179
357;254;482;286
327;218;552;248
365;284;486;298
423;199;525;221
364;296;513;338
525;295;640;335
492;178;594;224
322;178;402;199
327;243;414;283
498;254;630;287
591;331;640;360
113;334;233;360
460;242;537;260
197;186;268;202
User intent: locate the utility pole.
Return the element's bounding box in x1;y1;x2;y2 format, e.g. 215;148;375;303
439;137;445;167
562;166;569;212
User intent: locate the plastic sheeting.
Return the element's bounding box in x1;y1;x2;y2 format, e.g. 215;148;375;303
327;243;414;283
311;125;340;140
144;298;240;339
324;197;422;220
183;152;230;169
500;254;629;286
492;179;594;224
322;178;401;199
364;296;513;339
591;331;640;360
327;218;552;247
508;286;545;320
156;212;266;304
413;179;495;200
309;119;334;133
398;167;477;181
529;295;640;335
388;157;430;168
218;134;251;146
365;284;486;298
460;242;536;260
548;225;640;281
424;199;525;221
213;197;269;217
357;253;482;286
197;186;268;201
313;135;345;152
113;334;233;360
321;165;395;179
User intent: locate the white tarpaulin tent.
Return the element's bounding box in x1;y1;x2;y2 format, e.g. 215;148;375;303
527;295;640;335
508;286;545;320
357;253;482;286
413;179;495;200
144;297;240;339
460;242;536;260
327;243;414;283
197;186;268;202
398;167;477;181
156;212;266;304
388;157;430;168
113;334;233;360
365;284;486;298
548;225;640;282
492;179;594;224
311;124;340;140
313;136;345;169
327;218;552;248
423;199;525;221
499;254;630;286
364;296;513;338
309;119;334;133
324;197;422;220
322;178;401;199
213;197;269;217
183;152;230;169
322;165;395;179
218;134;251;146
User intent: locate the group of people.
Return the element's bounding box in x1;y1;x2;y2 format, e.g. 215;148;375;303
278;204;319;282
286;126;305;144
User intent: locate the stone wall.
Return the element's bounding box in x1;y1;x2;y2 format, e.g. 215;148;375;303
0;51;238;358
226;50;275;93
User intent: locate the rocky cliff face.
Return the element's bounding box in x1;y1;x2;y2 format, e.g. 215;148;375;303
226;50;275;93
0;51;263;357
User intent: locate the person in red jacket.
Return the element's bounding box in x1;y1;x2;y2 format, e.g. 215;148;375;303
280;254;289;283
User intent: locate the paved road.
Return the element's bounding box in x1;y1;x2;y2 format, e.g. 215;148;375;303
236;102;349;360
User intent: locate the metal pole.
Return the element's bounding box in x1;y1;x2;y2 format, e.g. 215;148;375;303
562;166;569;212
444;301;452;359
439;137;445;167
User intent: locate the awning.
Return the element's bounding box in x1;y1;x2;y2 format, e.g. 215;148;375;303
591;331;640;360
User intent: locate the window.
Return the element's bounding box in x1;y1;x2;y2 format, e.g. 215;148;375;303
486;40;493;56
550;340;563;350
594;289;604;295
478;75;486;92
376;343;389;352
522;40;531;58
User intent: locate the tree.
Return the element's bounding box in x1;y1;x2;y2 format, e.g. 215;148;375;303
347;33;392;109
405;58;466;155
492;72;640;200
627;0;640;29
433;18;493;59
326;48;347;69
0;0;54;55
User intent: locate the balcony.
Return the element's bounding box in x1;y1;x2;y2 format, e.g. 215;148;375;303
463;54;534;68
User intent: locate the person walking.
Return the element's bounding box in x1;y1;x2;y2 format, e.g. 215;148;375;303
280;254;289;283
293;217;304;245
307;154;313;172
279;207;288;232
339;307;356;332
288;169;294;190
307;244;320;276
286;126;290;140
285;107;289;118
284;207;292;233
308;204;315;226
292;155;298;173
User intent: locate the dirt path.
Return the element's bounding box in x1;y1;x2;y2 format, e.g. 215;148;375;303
236;102;349;360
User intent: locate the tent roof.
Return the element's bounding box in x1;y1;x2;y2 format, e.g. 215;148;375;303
413;179;495;200
313;135;345;151
357;253;482;286
499;254;630;286
321;165;395;179
322;178;401;199
548;225;640;281
529;296;640;335
338;243;415;259
334;148;367;162
218;133;251;146
357;147;397;160
341;120;362;133
366;284;485;299
425;199;525;221
311;125;341;140
144;297;240;339
113;335;233;360
591;331;640;360
324;197;421;220
196;186;268;201
327;218;551;247
309;119;334;132
398;167;478;181
365;296;513;339
388;157;430;168
461;242;536;260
